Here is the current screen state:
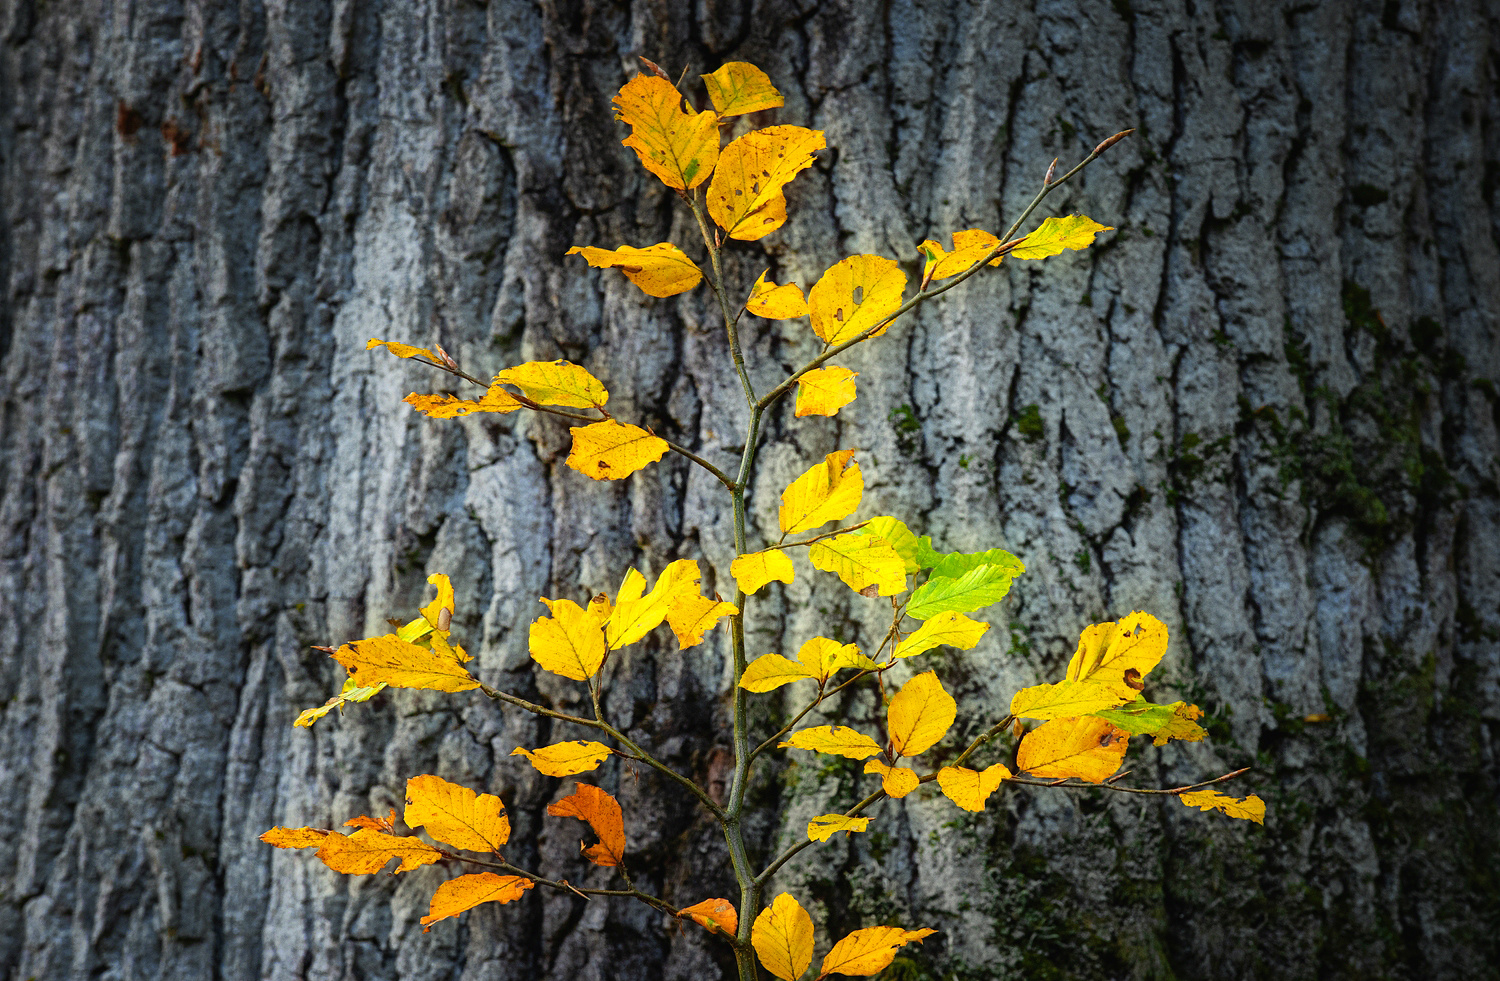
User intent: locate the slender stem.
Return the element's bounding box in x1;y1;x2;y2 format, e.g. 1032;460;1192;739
1007;766;1254;797
662;437;737;489
755;790;886;885
448;851;681;916
778;519;872;550
688;195;758;409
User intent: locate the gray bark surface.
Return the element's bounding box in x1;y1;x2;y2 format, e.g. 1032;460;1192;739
1;0;1497;978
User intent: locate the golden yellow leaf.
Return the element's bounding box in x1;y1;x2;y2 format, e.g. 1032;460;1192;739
566;420;670;480
332;635;479;693
547;783;626;867
807;813;871;842
666;592;738;649
795;366;859;418
795;636;876;682
746;271;809;319
404;383;525;418
315;829;443;875
753;893;816;981
343;809;396;832
809;534;906;597
293;679;387;728
702;62;784;117
1016;716;1129;783
1178;788;1266;825
606;559;700;649
529;597;608;681
510;740;614;777
367;338;439;362
1064;611;1169;699
1009;679;1130;720
863;759;920;798
818;926;938;978
892;611;989;659
779;450;864;534
918;229;1004;282
808;255;906;345
496;360;609;409
420;872;534;931
935;763;1012;812
420;573;454;631
566;243;703;298
679;897;739;936
1009;214;1112;259
612;74;720;190
404;774;510;852
708;125;825;241
260;827;328;849
779;725;884;760
887;671;956;757
731;548;796;594
740;653;818;692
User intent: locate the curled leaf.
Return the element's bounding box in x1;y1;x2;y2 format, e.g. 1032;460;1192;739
935;763;1011;812
567;243;703;298
368;338;439;362
746;271;809;319
665;592;738;649
819;926;937;978
260;827;329;849
1178;788;1266;825
702;62;784;116
405;384;525;418
807;813;871;842
918;229;1004;283
679;897;739;936
314;829;442;875
863;759;920;798
547;783;626;867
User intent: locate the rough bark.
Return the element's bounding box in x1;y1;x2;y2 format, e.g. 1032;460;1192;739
1;0;1497;979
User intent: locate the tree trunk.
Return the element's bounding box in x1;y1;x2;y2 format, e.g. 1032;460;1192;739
1;0;1497;978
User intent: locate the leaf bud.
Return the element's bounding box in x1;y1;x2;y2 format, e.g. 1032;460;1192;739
1093;128;1135;156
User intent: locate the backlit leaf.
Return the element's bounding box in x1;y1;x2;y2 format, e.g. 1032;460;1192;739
405;383;525;418
294;677;387;728
795;636;876;682
510;740;614;777
1010;679;1129;720
905;562;1023;620
929;548;1025;581
529;597;608;681
779;725;883;760
368;338;440;362
746;271;809;319
1064;611;1168;699
779;449;863;534
708;125;825;240
886;671;956;757
420;873;534;931
567;243;703;298
731;548;796;595
1016;716;1129;783
612;74;720;190
795;366;859;418
404;774;510;852
935;763;1011;812
807;813;871;842
332;635;480;692
740;653;818;693
315;829;442;875
855;516;921;573
666;592;738;648
343;810;396;832
260;827;328;849
420;573;455;631
809;534;906;598
863;759;920;798
1009;214;1112;259
1093;698;1207;746
918;229;1004;282
496;360;609;409
606;559;700;649
702;62;784;117
1178;788;1266;825
753;893;815;981
893;611;989;659
808;255;906;345
818;926;938;978
679;897;739;936
547;783;626;866
566;420;670;480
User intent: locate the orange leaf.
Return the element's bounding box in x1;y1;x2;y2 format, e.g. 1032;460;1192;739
753;893;816;981
343;809;397;832
566;420;670;480
420;872;534;931
403;774;511;852
404;383;526;418
679;897;739;936
314;829;442;875
702;62;784;117
331;635;479;693
547;783;626;867
818;926;938;978
795;366;859;418
566;243;703;298
808;255;906;345
1015;716;1129;783
612;74;720;190
260;826;328;849
708;125;825;241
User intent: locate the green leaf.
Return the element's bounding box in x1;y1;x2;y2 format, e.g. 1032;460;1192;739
914;536;945;569
930;548;1024;581
856;517;921;574
905;563;1024;620
1091;699;1207;746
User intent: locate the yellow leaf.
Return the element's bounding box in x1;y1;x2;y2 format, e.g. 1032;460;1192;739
666;592;738;649
496;360;609;409
731;548;796;594
404;383;525;418
779;450;864;534
547;782;626;867
893;611;989;659
702;62;784;117
795;366;859;418
332;635;479;692
293;680;387;728
1064;611;1169;698
795;636;876;683
856;516;922;573
606;559;700;649
918;229;1004;282
314;829;443;875
1178;788;1267;825
679;897;739;936
260;827;328;849
1009;214;1112;259
612;74;720;190
746;270;809;319
566;243;703;298
1016;716;1129;783
863;760;920;798
404;774;510;852
566;420;670;480
708;125;825;241
529;597;608;681
420;873;534;931
935;763;1011;812
810;534;906;597
420;574;455;632
367;338;439;362
887;671;956;757
510;740;614;777
753;893;816;981
740;653;818;693
342;809;396;832
779;725;883;760
808;255;907;345
818;926;938;978
1009;679;1130;720
807;813;871;842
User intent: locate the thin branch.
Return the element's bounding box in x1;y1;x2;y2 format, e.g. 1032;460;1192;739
687;195;758;409
661;437;737;489
755;790;886;885
1006;766;1253;797
446;851;681;916
778;519;872;549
